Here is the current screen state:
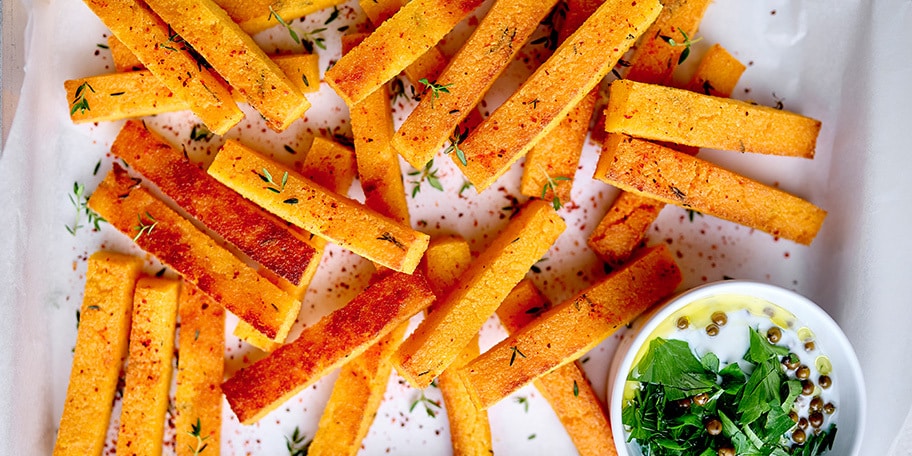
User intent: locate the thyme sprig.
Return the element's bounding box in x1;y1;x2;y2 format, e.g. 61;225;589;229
285;426;311;456
268;7;301;44
133;211;158;241
186;418;209;455
408;160;443;197
444;125;469;166
409;390;441;418
509;345;526;366
70;82;94;115
418;78;453;108
257;168;288;194
66;181;106;235
538;165;571;210
190;124;214;142
660;27;702;64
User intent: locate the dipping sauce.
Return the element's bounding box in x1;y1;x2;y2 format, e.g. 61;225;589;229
621;294;838;455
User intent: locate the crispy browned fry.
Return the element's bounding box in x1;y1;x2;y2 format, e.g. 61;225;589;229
234;136;358;351
456;0;663;192
207;140;429;273
325;0;485;106
111;120;318;287
116;277;181;456
53;252;143;456
80;0;242;134
457;245;681;409
519;0;603;203
497;280;616;456
144;0;310;131
588;43;745;265
175;284;224;456
392;0;560;170
605;79;821;158
392;200;566;388
221;271;436;424
595;134;827;244
625;0;713;85
88;164;300;342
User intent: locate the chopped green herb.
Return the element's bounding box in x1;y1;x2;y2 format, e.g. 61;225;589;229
458;180;473;196
573;379;579;397
190;124;214;142
409;390;441;418
67;181;106;235
257;168;288;194
408;160;443;197
444;125;469;166
285;426;311;456
377;232;406;250
283;198;299;205
509;345;526;366
418;78;453;108
538;165;571;210
324;6;340;24
70;82;94;115
660;27;703;64
515;396;529;412
268;7;301;44
132;211;158;242
186;418;209;455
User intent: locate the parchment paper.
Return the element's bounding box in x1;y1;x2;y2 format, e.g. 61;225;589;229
2;0;911;454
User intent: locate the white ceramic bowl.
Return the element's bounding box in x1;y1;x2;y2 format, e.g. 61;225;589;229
608;280;865;456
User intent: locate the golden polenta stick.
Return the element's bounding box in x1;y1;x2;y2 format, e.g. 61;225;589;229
88;164;300;342
456;0;662;192
357;0;449;84
207;140;429;273
683;43;746;95
426;236;492;455
497;280;616;456
116;277;181;456
80;0;242;134
392;200;566;388
325;0;485;106
111;120;319;287
144;0;310;131
392;0;560;170
625;0;713;85
309;243;452;456
67;54;319;124
457;245;681;409
605;79;821;158
222;271;436;424
234;136;358;351
588;45;745;265
519;0;604;203
594;134;827;244
53;252;143;456
175;284;224;456
342;33;411;225
216;0;345;35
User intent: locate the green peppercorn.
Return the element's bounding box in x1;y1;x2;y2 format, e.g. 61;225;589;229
796;365;810;380
767;326;782;343
792;429;807;444
677;316;690;329
819;375;832;389
705;417;722;436
706;323;719;336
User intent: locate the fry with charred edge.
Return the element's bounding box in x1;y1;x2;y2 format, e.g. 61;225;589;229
111;121;318;287
594;134;827;245
625;0;713;85
309;39;412;452
357;0;449;84
392;0;559;170
88;164;300;342
457;245;681;410
605;79;820;158
80;0;242;134
217;0;345;35
519;0;604;203
207;140;429;274
325;0;485;106
343;33;411;224
456;0;662;192
53;252;143;456
116;278;181;456
222;272;436;424
426;236;492;455
144;0;310;131
175;284;224;456
497;279;617;456
234;136;358;352
392;200;566;388
588;44;745;266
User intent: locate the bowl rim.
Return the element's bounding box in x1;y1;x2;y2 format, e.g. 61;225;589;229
608;279;867;456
